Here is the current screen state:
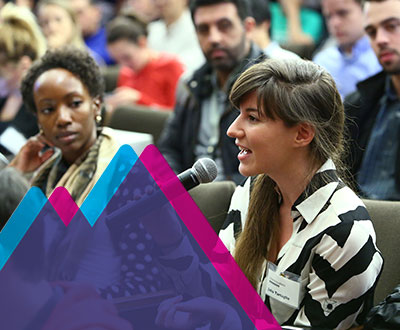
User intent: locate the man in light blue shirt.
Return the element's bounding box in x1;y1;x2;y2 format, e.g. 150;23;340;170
313;0;381;99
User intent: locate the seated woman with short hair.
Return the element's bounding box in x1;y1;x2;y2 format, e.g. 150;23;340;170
9;47;122;288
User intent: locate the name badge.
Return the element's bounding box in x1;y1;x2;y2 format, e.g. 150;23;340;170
265;262;301;309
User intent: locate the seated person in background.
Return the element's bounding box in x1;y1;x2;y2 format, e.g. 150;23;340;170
70;0;115;65
154;58;383;330
313;0;381;99
147;0;205;74
37;0;105;65
250;0;300;60
345;0;400;200
9;47;122;287
275;0;324;47
105;12;184;112
0;3;46;156
157;0;265;184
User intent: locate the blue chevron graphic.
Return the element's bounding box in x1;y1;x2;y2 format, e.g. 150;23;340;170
0;144;138;270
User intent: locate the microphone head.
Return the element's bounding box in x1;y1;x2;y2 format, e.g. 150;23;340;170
193;158;218;184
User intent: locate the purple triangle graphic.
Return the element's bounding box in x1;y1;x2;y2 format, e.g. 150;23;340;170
1;144;281;329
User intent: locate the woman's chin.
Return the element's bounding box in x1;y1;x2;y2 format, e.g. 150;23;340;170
238;164;257;178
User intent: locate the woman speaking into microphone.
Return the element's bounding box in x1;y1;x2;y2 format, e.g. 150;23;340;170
155;58;383;330
219;58;383;329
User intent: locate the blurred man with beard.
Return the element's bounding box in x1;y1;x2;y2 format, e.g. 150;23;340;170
345;0;400;200
158;0;264;184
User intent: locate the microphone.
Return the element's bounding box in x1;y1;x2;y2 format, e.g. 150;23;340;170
106;158;218;225
178;158;218;191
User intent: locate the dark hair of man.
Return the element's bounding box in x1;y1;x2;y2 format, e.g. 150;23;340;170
189;0;251;21
0;167;28;230
106;11;148;44
21;46;104;114
250;0;271;26
0;167;44;282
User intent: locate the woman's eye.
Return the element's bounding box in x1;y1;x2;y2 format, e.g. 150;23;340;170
71;100;82;108
40;108;53;114
248;115;258;122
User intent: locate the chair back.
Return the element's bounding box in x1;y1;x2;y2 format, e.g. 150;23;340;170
107;106;171;144
101;65;120;93
189;181;237;233
363;199;400;304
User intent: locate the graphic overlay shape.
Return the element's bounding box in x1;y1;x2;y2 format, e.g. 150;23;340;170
0;144;280;329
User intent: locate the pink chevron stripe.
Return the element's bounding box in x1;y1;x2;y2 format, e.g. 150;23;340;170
48;187;79;226
139;145;280;330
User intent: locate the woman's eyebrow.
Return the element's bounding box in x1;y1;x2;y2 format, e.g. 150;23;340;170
244;107;258;113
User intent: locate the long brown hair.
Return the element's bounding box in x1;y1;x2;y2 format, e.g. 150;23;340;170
229;58;346;288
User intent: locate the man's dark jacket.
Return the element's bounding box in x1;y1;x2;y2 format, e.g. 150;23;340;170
157;44;265;184
344;71;400;189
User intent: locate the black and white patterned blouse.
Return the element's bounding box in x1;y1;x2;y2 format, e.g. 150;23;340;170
220;159;383;329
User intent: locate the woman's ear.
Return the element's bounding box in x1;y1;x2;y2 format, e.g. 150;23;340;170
92;96;101;115
294;122;315;147
92;96;102;123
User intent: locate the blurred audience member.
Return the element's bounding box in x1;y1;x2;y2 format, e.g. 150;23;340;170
0;167;28;230
0;3;46;156
157;0;264;184
37;0;104;64
345;0;400;200
147;0;205;74
277;0;325;46
122;0;160;22
37;0;84;49
250;0;300;60
106;12;184;112
70;0;115;65
313;0;381;99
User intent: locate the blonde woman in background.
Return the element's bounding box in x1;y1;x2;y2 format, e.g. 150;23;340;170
0;3;46;157
36;0;104;64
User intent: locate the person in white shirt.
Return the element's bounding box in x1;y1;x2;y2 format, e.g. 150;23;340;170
147;0;205;73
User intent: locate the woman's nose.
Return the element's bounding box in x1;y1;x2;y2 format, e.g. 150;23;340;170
56;106;72;126
227;115;243;138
